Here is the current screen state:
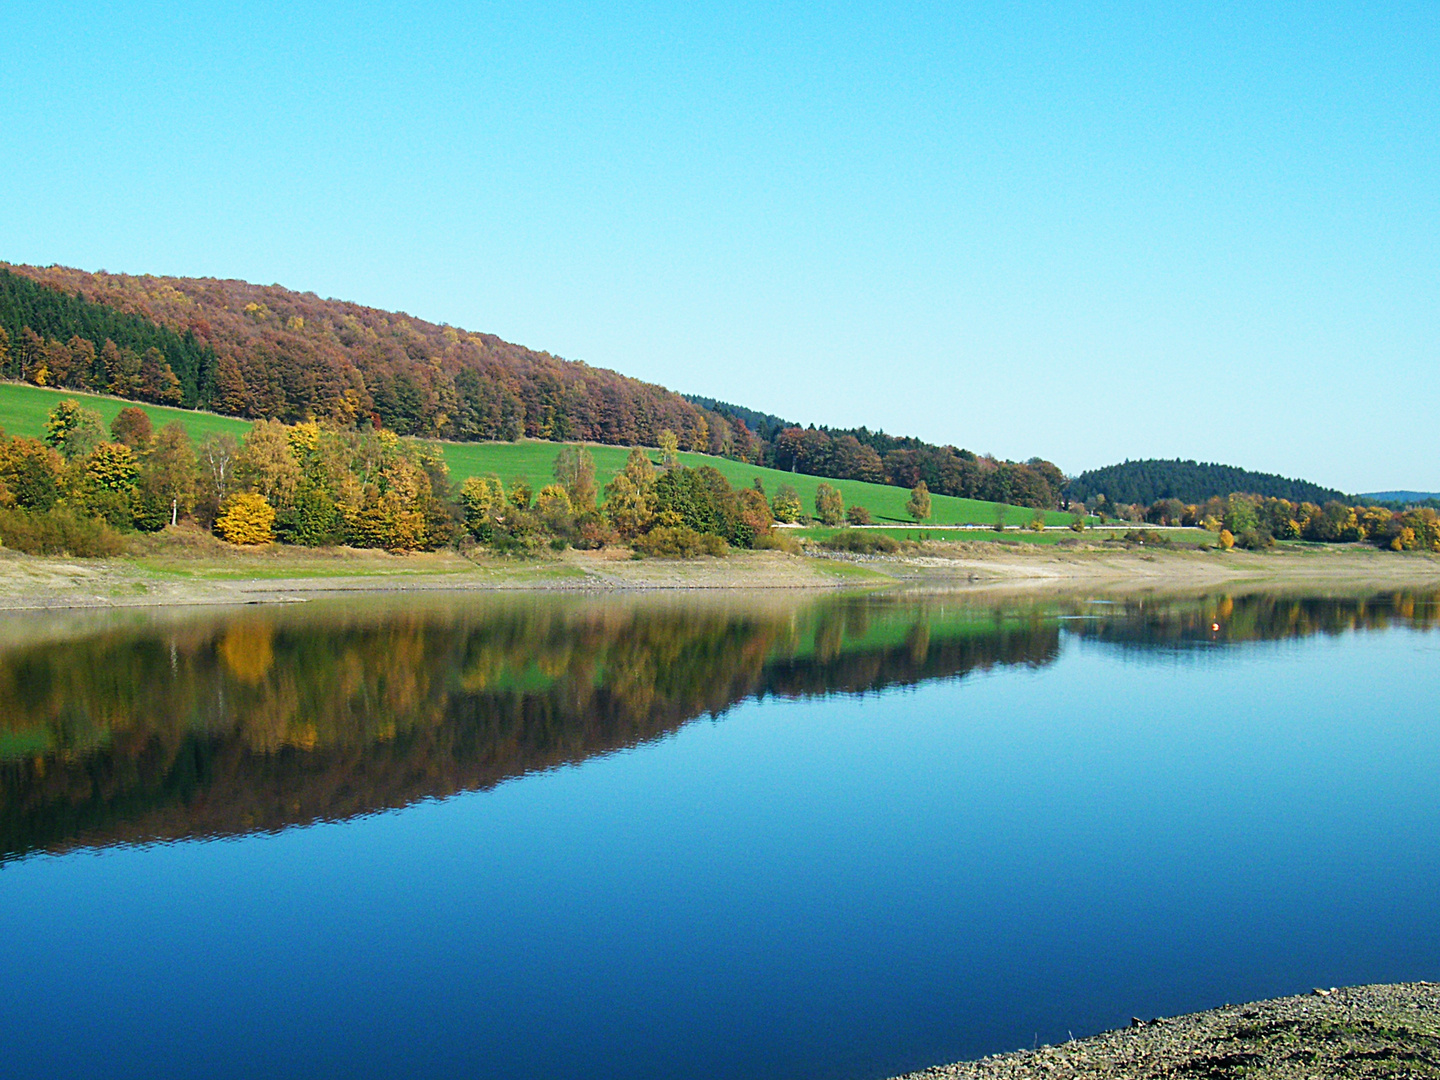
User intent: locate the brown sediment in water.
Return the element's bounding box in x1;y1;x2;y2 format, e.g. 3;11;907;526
891;982;1440;1079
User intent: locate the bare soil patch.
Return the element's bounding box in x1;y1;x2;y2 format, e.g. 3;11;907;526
0;535;1435;611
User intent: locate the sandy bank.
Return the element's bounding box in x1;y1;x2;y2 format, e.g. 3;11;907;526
891;982;1440;1079
0;539;1436;610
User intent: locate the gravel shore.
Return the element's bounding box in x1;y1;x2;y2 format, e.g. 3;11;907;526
892;983;1440;1079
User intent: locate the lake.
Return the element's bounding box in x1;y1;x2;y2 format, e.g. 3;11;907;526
1;589;1438;1079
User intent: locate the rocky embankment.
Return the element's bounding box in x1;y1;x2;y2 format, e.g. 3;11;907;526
893;983;1440;1079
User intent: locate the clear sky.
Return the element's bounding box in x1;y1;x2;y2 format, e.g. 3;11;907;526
2;2;1436;492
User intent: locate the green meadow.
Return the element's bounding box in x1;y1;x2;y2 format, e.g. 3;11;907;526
795;525;1085;545
0;381;251;444
0;381;1078;527
795;525;1214;546
441;440;1082;526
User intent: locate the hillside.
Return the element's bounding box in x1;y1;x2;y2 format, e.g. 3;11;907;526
1361;490;1440;505
1068;458;1346;507
0;263;1066;510
0;382;1079;528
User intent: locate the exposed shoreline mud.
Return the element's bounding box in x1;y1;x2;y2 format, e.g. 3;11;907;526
891;983;1440;1079
0;540;1436;610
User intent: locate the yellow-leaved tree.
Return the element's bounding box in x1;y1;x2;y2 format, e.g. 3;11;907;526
216;492;276;545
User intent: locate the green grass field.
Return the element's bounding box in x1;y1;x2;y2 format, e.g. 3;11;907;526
0;381;1078;527
0;381;252;444
440;439;1082;526
795;524;1217;547
796;525;1084;545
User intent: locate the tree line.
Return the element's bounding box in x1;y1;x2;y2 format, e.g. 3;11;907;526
1066;458;1346;506
1087;491;1440;552
1;265;1067;512
690;393;1067;509
3;398;894;557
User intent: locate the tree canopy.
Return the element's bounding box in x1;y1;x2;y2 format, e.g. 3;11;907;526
1067;458;1345;507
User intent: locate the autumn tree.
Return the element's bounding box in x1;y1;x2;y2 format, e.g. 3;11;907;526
236;420;302;507
0;436;63;511
814;482;844;526
508;478;533;510
552;445;597;510
83;442;139;492
197;433;240;524
100;340;141;396
43;400;105;461
603;450;659;540
736;487;774;538
658;429;680;469
134;424;199;530
74;442;140;528
138;347;183;404
771;484;802;524
534;484;574;538
460;475;505;539
216;492;276;545
906;481;932;522
110;407;154;449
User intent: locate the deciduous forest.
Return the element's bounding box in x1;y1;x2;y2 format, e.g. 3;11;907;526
0;264;1067;510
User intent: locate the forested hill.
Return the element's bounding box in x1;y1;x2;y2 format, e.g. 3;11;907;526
0;263;724;451
0;262;1069;509
1067;459;1347;506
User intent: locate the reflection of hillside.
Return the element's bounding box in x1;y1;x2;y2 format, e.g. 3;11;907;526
1068;590;1440;653
0;597;1061;861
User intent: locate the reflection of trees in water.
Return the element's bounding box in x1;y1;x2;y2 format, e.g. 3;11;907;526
0;599;1061;860
1069;590;1440;653
7;589;1430;861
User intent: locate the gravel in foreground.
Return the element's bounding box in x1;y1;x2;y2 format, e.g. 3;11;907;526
892;983;1440;1079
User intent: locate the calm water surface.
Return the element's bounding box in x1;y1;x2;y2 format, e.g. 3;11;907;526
1;590;1437;1079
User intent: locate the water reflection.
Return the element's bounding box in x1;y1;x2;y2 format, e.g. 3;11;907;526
2;588;1436;862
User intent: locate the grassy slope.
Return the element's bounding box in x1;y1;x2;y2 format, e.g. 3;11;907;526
0;382;1075;526
441;440;1081;526
793;525;1216;545
0;381;251;443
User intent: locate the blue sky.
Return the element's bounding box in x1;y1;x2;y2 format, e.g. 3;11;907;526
2;2;1436;491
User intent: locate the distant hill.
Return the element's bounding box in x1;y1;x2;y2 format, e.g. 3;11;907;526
1067;459;1346;507
1359;491;1440;505
0;262;1069;510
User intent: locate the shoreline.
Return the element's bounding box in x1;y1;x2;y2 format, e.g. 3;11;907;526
889;982;1440;1079
0;541;1437;611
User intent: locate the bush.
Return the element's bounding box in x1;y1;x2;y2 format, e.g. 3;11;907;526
821;529;899;555
1235;528;1274;551
0;506;124;557
633;525;727;558
754;531;802;554
771;485;802;524
572;511;617;550
845;505;872;525
1120;529;1169;546
1218;528;1236;550
215;492;276;545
